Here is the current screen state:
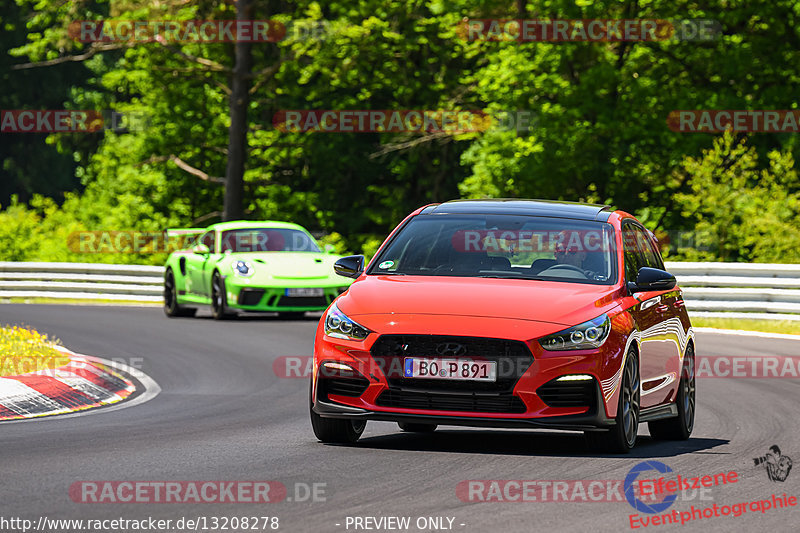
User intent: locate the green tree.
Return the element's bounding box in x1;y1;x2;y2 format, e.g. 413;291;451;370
670;132;800;262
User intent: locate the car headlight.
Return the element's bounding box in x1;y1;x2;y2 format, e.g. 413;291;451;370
539;314;611;351
232;260;254;277
324;303;371;340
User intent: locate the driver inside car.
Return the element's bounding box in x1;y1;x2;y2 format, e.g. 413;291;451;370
549;235;606;281
553;241;586;268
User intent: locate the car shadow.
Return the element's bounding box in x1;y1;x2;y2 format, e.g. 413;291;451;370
195;312;323;322
335;429;728;459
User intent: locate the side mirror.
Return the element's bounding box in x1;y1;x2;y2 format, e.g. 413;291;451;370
627;267;676;294
324;243;336;254
334;255;365;279
192;243;211;255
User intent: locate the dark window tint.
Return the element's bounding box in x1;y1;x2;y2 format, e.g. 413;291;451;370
369;214;617;285
219;228;321;253
200;231;215;251
622;225;642;282
623;223;663;281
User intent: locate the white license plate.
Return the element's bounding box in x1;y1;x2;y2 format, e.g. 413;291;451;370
403;357;496;382
286;287;324;297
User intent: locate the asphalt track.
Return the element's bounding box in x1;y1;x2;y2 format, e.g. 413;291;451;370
1;304;798;533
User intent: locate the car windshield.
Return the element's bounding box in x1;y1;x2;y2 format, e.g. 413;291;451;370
219;228;321;253
368;214;617;285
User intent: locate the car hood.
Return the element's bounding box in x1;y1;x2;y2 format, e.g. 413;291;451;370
222;252;342;280
338;275;622;326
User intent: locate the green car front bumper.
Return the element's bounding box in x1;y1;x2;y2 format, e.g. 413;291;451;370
225;280;347;312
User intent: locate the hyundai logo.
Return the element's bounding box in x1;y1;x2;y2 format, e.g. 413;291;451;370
436;342;467;357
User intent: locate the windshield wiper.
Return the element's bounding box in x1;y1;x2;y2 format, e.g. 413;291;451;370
477;274;544;280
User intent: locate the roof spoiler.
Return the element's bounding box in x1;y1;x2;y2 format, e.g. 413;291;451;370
163;228;206;249
164;228;205;238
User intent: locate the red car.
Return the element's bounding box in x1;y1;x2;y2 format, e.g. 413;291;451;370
310;200;695;453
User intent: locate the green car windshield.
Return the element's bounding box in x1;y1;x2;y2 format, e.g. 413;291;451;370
369;214;617;285
220;228;321;253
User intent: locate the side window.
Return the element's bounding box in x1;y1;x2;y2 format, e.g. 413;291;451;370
624;222;665;282
622;225;643;282
200;231;215;252
639;230;665;270
631;226;661;270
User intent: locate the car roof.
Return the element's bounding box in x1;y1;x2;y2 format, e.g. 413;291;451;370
420;199;613;221
208;220;307;231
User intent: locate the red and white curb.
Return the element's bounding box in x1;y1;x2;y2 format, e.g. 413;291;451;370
0;346;159;422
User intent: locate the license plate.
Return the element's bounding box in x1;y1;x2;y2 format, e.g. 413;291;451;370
286;287;324;297
403;357;496;382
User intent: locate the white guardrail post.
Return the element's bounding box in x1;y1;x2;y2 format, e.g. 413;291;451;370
1;261;800;319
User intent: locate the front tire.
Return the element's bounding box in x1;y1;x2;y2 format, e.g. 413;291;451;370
585;349;640;453
310;407;366;444
649;344;695;440
163;268;196;318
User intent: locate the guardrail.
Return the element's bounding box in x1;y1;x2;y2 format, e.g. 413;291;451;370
0;262;163;303
1;261;799;320
665;262;800;321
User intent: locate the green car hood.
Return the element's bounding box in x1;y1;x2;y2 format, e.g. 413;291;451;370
222;252;345;282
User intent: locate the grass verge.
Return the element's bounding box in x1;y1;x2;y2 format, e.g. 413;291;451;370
692;317;800;335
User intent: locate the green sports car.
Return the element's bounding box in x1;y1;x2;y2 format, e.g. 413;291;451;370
163;221;353;319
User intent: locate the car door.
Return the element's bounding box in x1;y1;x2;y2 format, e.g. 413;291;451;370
185;230;215;299
199;229;223;298
623;222;680;408
639;229;687;405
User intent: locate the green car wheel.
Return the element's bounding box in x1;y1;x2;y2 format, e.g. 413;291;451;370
164;269;196;318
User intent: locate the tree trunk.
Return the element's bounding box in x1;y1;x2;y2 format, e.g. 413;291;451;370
223;0;253;221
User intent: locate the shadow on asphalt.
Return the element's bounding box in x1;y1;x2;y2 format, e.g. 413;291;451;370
193;312;323;322
341;430;729;459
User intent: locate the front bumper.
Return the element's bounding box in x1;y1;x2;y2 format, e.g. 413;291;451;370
226;284;346;311
312;325;629;430
312;381;615;431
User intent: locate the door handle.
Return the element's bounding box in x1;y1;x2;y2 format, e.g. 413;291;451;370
640;296;661;310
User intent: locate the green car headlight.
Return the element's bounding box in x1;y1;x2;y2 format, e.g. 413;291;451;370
232;260;254;277
324;303;371;340
539;314;611;351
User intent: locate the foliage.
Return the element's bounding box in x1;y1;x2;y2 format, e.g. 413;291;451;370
3;0;800;262
669;132;800;262
0;324;69;377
